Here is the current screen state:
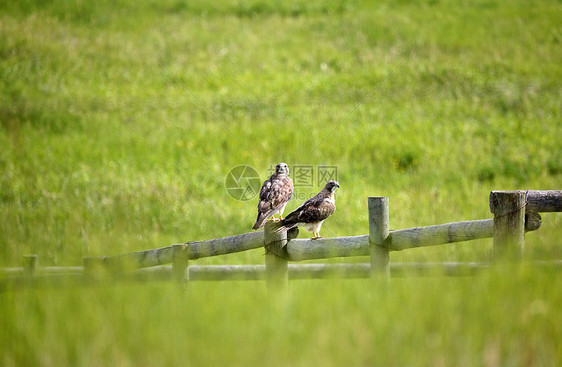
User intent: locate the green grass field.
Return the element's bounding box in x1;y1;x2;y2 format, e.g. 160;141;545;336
1;0;561;365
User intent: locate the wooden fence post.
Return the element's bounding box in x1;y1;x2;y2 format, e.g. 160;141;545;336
369;197;390;282
83;256;107;283
172;244;189;287
23;255;37;283
489;191;526;260
264;221;288;289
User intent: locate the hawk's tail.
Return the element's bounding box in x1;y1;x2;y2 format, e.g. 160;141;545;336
269;220;296;234
252;212;269;230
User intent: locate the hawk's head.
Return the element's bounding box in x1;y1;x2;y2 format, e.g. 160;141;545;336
325;180;340;193
275;163;289;176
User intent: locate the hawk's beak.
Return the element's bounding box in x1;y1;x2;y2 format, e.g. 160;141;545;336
336;183;340;188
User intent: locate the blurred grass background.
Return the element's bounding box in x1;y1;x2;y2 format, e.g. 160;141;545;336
1;0;561;365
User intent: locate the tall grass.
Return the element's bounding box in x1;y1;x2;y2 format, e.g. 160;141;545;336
1;0;561;365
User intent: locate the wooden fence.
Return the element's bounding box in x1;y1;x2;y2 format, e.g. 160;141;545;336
1;190;561;290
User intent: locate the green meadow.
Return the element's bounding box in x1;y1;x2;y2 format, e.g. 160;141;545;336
1;0;561;365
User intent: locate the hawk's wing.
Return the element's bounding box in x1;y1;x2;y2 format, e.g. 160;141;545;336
283;196;335;227
269;176;293;208
253;175;293;229
258;176;293;212
257;179;272;211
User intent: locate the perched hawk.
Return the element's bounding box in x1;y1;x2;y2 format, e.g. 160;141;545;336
252;163;294;230
271;180;340;239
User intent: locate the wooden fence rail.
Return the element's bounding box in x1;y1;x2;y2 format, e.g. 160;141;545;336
285;216;543;261
1;190;560;290
4;261;562;290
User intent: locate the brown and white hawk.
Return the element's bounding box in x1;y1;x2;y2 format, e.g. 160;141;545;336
252;163;294;230
271;180;339;239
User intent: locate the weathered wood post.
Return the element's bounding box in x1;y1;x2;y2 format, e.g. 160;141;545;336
368;197;390;282
489;191;526;260
172;244;189;287
83;256;107;283
23;255;37;283
264;221;288;289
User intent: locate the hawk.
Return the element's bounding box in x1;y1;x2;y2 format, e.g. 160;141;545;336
271;180;340;239
252;163;294;230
